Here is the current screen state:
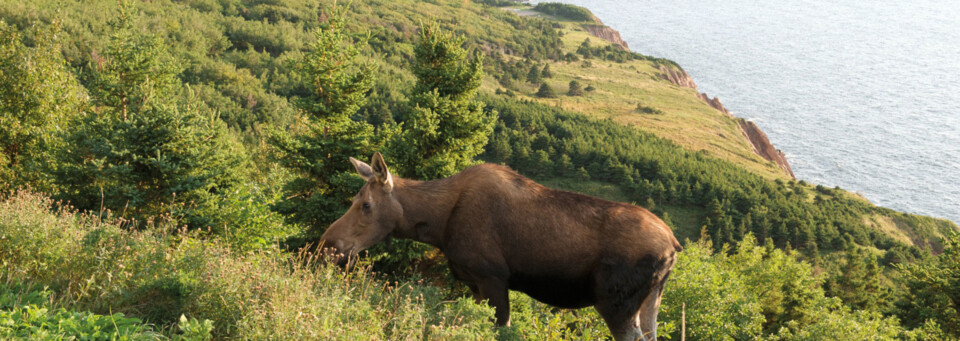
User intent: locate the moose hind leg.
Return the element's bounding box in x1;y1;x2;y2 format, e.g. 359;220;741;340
476;278;511;327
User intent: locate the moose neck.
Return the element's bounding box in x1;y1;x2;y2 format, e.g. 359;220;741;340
392;176;460;249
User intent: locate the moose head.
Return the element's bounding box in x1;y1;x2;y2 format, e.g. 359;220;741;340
319;152;402;267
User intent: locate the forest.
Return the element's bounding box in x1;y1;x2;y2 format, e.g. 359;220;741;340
1;0;958;339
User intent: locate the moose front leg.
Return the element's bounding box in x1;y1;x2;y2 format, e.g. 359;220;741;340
475;278;511;326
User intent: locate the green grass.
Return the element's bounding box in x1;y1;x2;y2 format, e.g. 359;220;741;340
0;190;501;339
485;11;956;250
491;20;789;180
539;178;632;202
540;178;703;241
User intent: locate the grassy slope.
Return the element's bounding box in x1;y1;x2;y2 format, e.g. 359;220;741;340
1;0;953;254
503;15;788;180
496;5;957;247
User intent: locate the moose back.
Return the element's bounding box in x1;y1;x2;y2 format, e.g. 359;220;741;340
320;153;681;341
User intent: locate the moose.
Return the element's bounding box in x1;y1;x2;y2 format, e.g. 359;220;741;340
320;152;681;341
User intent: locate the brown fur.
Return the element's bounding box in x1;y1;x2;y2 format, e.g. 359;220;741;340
321;153;681;341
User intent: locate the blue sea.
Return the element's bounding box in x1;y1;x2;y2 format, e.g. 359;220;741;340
542;0;960;223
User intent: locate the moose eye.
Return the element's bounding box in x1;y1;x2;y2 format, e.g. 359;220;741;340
361;202;371;210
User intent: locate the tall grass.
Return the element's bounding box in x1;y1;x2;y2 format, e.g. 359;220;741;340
0;190;498;339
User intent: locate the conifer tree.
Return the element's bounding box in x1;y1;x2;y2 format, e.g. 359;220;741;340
84;3;179;121
391;23;494;180
526;64;541;84
536;83;557;98
541;64;553;78
897;232;960;337
269;7;389;230
56;1;246;227
567;80;584;96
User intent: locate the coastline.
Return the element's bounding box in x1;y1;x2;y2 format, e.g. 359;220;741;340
581;20;795;178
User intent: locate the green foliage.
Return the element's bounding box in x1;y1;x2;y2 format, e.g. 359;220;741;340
481;96;931;257
825;245;893;313
0;191;498;339
84;1;180;121
540;64;552;78
0;283;162;340
533;3;597;22
526;64;541;84
294;8;375;123
54;4;247;229
661;240;765;340
636;103;665;114
392;23;494;180
0;20;87;192
1;0;957;338
658;235;931;340
535;82;557;98
268;7;388;233
567;80;584;96
174;315;214;341
498;291;614;340
205;184;296;251
472;0;516;7
896;232;960;337
55;98;247;229
773;303;906;341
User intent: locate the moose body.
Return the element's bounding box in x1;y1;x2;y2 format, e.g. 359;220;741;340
321;153;681;341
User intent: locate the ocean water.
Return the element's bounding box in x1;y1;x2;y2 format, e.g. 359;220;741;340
542;0;960;223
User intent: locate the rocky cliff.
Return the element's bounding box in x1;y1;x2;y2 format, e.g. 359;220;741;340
658;65;795;178
583;24;630;51
737;119;795;178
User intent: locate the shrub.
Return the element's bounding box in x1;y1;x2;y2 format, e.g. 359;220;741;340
536;83;557;98
533;3;597;22
636;103;664;115
567;80;584;96
0;282;165;340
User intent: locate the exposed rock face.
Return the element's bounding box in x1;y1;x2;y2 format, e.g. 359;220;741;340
583;24;630;51
658;65;795;178
738;119;795;178
658;65;698;89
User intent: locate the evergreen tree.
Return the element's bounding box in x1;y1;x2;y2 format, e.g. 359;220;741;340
541;64;553;78
526;64;541;84
896;232;960;337
269;7;388;231
826;245;891;312
536;83;557;98
56;1;246;227
391;23;494;180
0;20;86;191
567;80;584;96
84;3;179;121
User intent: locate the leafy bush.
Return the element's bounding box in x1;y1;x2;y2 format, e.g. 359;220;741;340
536;83;557;98
567;80;584;96
533;3;597;22
0;21;87;192
636;103;664;114
0;282;163;340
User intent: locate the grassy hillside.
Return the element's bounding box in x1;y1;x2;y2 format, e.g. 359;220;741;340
1;0;958;339
501;16;787;179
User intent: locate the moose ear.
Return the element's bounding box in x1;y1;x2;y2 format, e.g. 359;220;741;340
370;152;394;191
349;157;375;181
